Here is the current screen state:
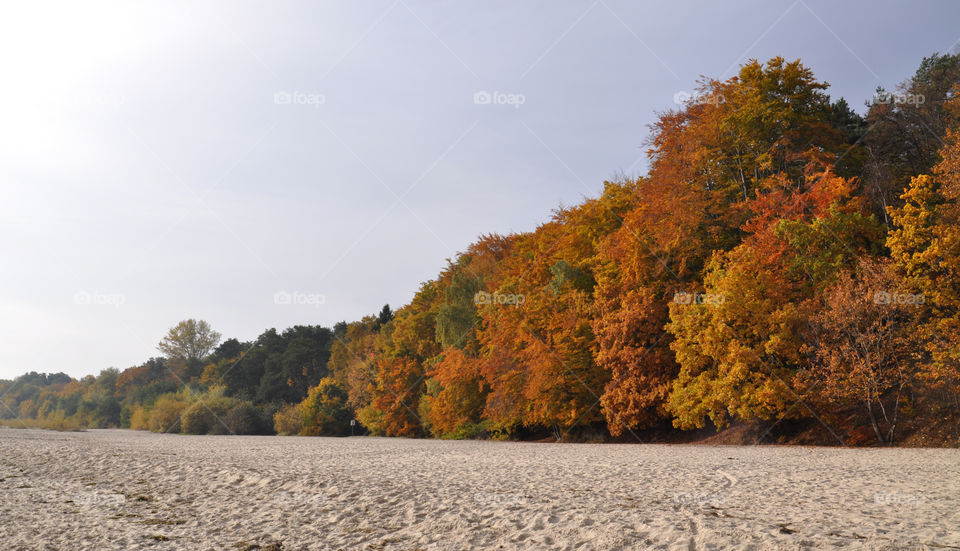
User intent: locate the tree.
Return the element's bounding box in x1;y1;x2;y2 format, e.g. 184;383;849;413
299;377;351;436
888;160;960;397
861;53;960;223
798;260;917;444
209;338;244;365
473;201;615;436
375;304;394;329
419;347;488;438
278;325;334;400
593;285;676;435
434;270;481;351
666;170;882;429
157;319;222;363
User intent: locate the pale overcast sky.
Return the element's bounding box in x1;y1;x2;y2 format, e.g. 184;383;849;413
1;0;958;379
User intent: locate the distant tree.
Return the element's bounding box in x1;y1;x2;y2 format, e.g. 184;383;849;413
279;326;334;399
861;53;960;223
299;377;351;436
157;319;222;363
332;321;348;339
434;271;480;350
209;338;244;364
374;304;394;330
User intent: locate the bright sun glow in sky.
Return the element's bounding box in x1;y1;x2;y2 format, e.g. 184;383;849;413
1;0;959;379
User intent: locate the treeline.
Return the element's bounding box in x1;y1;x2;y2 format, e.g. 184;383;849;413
0;321;344;435
3;54;960;445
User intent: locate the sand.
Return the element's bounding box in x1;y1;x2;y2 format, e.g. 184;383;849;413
0;428;957;550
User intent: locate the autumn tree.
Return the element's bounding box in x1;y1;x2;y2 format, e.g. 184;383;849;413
419;347;488;438
419;235;515;437
798;260;917;444
861;53;960;223
368;282;443;437
328;317;381;413
887;110;960;398
473;191;627;436
667;170;884;429
157;319;222;363
299;377;352;436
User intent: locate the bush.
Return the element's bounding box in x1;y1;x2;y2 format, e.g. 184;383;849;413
356;405;385;436
444;420;490;440
273;403;302;435
43;411;84;431
0;411;86;431
180;394;242;435
18;399;37;419
129;406;150;430
223;402;261;434
180;401;215;434
257;403;282;434
147;394;189;433
299;377;352;436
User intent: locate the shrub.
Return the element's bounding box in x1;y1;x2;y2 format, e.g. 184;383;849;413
444;420;490;440
299;377;351;436
180;401;215;434
179;394;241;435
24;411;83;431
356;405;385;436
273;403;302;436
223;402;260;434
204;395;240;434
129;405;150;430
147;394;190;433
18;399;37;419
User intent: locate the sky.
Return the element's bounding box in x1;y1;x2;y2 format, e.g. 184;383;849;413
1;0;958;380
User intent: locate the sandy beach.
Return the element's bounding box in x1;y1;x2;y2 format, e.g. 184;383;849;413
0;428;956;550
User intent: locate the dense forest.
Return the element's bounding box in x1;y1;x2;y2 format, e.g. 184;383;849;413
4;54;960;446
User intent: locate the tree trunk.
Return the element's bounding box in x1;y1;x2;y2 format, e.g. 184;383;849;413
886;383;903;445
867;400;885;445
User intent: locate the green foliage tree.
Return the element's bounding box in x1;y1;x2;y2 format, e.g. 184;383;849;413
299;377;352;436
157;319;222;363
